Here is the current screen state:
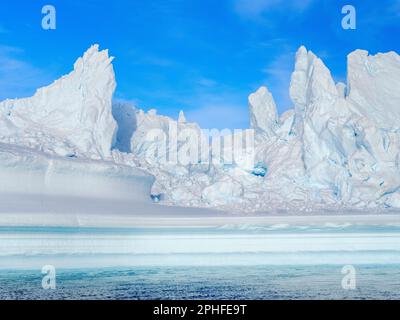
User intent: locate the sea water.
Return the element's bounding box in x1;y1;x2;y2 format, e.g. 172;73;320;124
0;224;399;299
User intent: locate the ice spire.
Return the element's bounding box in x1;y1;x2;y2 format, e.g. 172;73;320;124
248;86;279;136
178;110;187;123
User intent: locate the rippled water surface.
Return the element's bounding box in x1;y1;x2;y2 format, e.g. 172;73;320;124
1;224;399;299
1;265;400;300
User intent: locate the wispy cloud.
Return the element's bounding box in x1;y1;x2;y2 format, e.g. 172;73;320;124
181;91;249;129
260;48;296;113
234;0;315;20
127;48;177;68
0;45;52;101
389;0;400;16
0;25;8;34
196;77;217;88
140;55;176;67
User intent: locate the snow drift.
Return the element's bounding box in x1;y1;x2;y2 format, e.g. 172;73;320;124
0;142;153;202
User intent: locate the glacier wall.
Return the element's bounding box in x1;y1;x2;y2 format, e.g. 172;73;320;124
1;44;400;213
121;46;400;211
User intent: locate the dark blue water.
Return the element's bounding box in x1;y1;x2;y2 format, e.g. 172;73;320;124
1;265;400;300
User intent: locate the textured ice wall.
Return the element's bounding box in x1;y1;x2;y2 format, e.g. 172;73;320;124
0;45;117;160
127;46;400;211
2;44;400;212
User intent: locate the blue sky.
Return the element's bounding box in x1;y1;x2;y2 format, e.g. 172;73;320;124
0;0;399;129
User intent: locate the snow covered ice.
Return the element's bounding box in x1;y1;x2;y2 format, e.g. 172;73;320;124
1;44;400;214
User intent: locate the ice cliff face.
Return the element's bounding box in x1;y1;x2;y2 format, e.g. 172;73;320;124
1;44;400;212
0;44;117;159
347;50;400;130
285;46;400;209
124;46;400;211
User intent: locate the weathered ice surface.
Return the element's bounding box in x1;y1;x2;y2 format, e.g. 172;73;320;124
2;44;400;213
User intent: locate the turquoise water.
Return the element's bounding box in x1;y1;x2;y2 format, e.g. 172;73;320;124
0;224;400;299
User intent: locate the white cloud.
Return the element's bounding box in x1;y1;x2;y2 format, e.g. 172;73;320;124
0;45;52;101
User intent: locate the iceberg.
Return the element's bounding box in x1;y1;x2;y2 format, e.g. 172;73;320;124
0;45;155;216
1;44;400;214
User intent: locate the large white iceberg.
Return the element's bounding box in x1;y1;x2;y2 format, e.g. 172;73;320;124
1;44;400;213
